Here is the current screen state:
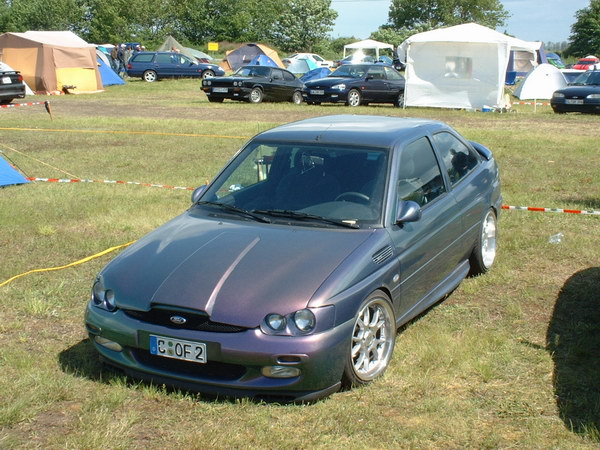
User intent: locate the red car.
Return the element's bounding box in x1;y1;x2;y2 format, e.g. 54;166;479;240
573;56;599;70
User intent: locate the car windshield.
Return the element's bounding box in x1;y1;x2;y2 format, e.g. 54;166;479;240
329;65;368;78
233;66;271;77
199;141;389;227
570;71;600;85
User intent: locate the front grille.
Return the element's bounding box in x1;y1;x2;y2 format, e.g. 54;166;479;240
132;350;246;381
123;308;248;333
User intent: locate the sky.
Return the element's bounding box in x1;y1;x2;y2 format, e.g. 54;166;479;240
330;0;591;43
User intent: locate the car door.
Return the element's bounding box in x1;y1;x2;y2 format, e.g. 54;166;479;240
173;54;197;77
154;53;175;77
388;136;464;319
269;69;288;100
363;66;387;102
383;66;405;102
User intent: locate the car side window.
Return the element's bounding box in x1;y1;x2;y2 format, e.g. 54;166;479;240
272;70;284;81
433;132;480;186
367;66;385;80
396;137;446;207
384;66;403;80
283;71;296;81
155;54;172;64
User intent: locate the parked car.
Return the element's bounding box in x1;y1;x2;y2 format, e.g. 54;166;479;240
283;53;334;68
0;64;26;104
126;51;225;82
551;70;600;114
302;64;405;107
201;65;304;104
572;56;600;70
85;114;501;402
333;54;375;67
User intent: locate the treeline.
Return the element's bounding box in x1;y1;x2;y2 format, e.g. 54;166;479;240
0;0;337;52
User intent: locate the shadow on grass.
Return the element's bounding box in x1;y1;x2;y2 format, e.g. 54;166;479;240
546;267;600;439
562;198;600;211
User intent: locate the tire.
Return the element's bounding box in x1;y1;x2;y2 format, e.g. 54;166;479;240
208;97;224;103
394;91;405;108
249;87;263;104
143;70;157;82
202;69;215;79
292;91;303;105
469;209;497;276
346;89;361;107
342;290;396;388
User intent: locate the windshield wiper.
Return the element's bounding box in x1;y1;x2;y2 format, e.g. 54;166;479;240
198;201;271;223
253;209;359;229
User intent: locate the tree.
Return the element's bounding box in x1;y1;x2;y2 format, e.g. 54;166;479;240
567;0;600;57
1;0;85;32
388;0;509;30
270;0;337;52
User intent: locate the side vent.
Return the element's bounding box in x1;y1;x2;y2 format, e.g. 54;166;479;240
372;245;393;264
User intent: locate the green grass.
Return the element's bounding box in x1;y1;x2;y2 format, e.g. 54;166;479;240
1;78;599;448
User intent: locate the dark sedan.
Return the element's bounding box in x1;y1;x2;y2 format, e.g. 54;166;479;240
126;51;225;82
302;64;405;107
202;65;304;104
85;115;501;402
551;70;600;114
0;66;26;104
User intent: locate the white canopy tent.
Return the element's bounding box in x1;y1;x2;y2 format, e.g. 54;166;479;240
398;23;540;109
343;39;393;60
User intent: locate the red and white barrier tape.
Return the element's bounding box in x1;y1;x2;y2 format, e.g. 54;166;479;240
26;177;193;191
502;205;600;215
0;101;48;109
512;101;550;106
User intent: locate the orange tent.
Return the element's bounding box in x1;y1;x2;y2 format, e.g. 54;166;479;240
223;43;284;71
0;31;103;94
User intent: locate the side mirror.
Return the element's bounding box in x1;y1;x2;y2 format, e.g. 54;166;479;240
396;200;421;224
191;185;207;204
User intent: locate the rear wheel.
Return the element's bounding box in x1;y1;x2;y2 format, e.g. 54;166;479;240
143;70;157;82
292;91;303;105
202;70;215;79
346;89;361;107
249;87;263;104
469;209;497;275
342;290;396;388
394;91;405;108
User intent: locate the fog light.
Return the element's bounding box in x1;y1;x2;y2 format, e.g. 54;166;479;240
94;336;123;352
262;365;301;378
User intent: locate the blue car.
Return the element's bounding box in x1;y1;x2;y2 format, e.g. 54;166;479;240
126;51;225;82
85;115;501;402
302;64;405;107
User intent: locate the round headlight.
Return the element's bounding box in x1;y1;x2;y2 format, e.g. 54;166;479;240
266;313;286;331
92;280;105;304
105;289;116;311
293;309;316;332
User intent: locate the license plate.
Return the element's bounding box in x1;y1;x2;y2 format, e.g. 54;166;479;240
1;76;11;84
149;335;207;364
565;99;583;105
310;89;324;95
213;87;228;93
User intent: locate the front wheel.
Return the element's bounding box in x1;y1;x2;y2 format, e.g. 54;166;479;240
346;89;361;107
394;91;405;108
142;70;157;82
292;91;303;105
342;290;396;388
249;87;263;104
201;70;215;79
469;209;497;276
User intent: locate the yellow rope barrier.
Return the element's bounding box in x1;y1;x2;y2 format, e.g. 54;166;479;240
0;127;250;140
0;142;80;179
0;240;136;288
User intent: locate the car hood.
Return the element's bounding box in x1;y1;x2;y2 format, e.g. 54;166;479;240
557;84;600;95
100;211;374;327
305;77;358;88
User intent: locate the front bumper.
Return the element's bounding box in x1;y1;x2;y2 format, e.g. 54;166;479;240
202;86;251;101
84;302;351;401
302;90;348;104
551;100;600;113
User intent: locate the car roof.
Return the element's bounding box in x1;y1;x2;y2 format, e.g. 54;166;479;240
255;115;449;148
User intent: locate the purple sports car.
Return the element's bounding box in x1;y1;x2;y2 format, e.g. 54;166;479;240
86;115;501;402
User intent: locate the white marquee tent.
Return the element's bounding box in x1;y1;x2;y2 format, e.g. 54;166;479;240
398;23;540;109
343;39;393;60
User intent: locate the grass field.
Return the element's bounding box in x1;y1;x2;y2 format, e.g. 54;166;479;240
1;78;599;448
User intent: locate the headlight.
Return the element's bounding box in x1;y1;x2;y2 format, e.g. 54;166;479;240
331;83;346;91
586;94;600;99
206;80;212;86
552;92;565;98
293;309;316;332
91;278;117;312
265;313;286;331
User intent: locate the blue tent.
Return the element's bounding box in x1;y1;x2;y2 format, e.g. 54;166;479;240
300;68;331;83
248;54;279;67
286;58;318;74
0;155;28;187
97;57;125;86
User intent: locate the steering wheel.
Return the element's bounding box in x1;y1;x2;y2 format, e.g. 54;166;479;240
335;192;370;204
